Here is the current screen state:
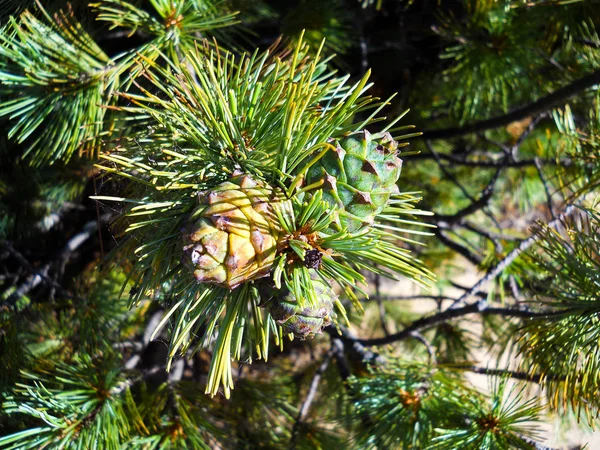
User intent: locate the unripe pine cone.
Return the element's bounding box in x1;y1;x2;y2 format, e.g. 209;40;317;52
182;174;290;289
305;130;402;233
261;272;337;339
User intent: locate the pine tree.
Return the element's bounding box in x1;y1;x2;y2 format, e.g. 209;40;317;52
1;0;600;448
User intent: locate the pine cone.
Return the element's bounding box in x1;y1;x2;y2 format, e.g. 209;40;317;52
182;174;290;289
261;272;336;339
305;130;402;233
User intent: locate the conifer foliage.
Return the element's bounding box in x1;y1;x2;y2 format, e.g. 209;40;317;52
1;1;600;449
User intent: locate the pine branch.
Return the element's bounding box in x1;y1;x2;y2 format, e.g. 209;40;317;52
462;366;565;384
435;164;502;224
354;301;565;347
0;8;122;165
436;229;484;266
327;326;384;369
422;69;600;140
361;294;456;302
518;436;559;450
460;221;504;253
533;157;557;219
1;241;70;300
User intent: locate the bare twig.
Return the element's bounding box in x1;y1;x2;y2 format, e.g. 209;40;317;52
410;331;436;364
2;217;108;308
2;242;70;299
409;152;572;169
110;367;162;397
290;352;332;450
436;165;502;224
518;435;560;450
330;336;352;381
449;204;576;308
436;229;483;266
460;222;504;253
326;326;385;366
360;294;456;302
374;274;390;336
93;175;106;258
534;157;557;219
426;140;476;203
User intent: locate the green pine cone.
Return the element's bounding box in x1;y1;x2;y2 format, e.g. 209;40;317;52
305;130;402;233
261;273;336;339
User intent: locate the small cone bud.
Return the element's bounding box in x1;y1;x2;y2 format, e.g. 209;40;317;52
260;271;336;339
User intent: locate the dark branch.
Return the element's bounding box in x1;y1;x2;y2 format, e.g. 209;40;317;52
518;435;560;450
460;222;504;253
461;366;565;383
408;152;572;168
354;301;564;347
426;140;476;203
421;69;600;140
534;157;557;219
360;294;456;302
2;215;110;309
436;229;483;266
435;165;502;224
326;326;385;369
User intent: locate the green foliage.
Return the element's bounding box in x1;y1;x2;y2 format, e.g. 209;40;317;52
347;362;544;449
431;378;543;450
429;320;476;364
516;207;600;423
91;0;241;60
554;95;600;197
0;355;133;450
94;38;432;396
120;382;223;450
0;356;228;450
438;1;545;121
413;0;596;123
226;375;297;447
0;7;120;165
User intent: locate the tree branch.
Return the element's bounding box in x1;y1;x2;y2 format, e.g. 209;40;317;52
435;165;502;224
462;365;565;383
408;152;572;168
1;216;108;308
354;301;563;347
422;69;600;140
436;229;483;266
360;294;456;302
518;435;560;450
